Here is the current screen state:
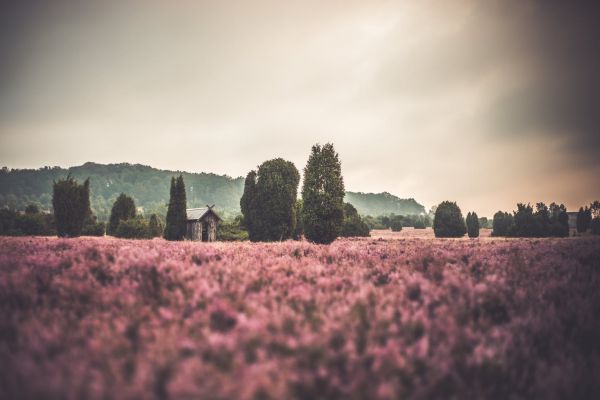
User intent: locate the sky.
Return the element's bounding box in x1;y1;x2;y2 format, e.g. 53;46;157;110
1;0;599;216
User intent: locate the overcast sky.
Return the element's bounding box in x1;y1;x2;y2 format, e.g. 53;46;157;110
1;0;599;216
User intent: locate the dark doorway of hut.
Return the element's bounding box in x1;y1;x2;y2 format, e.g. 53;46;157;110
202;223;209;242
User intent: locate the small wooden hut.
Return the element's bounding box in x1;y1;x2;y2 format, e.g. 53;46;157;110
186;206;221;242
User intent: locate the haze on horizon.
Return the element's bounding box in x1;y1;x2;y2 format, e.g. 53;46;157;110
1;0;599;216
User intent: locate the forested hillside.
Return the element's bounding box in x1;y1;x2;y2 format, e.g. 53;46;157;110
344;191;426;216
0;163;426;220
0;163;245;220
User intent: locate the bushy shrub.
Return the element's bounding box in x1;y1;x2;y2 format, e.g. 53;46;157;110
0;208;56;236
108;193;136;235
81;213;105;236
148;214;163;238
389;215;403;232
115;218;151;239
466;212;480;238
492;211;513;236
218;215;249;241
433;201;466;238
413;220;426;229
340;203;370;237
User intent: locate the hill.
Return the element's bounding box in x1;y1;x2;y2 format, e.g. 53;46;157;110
344;191;426;216
0;162;245;220
0;163;426;220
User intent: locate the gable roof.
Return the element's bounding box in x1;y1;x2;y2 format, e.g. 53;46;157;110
186;207;221;221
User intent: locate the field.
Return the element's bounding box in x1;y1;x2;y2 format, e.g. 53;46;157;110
1;234;600;399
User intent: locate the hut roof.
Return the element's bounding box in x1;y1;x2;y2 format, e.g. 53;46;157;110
186;207;221;221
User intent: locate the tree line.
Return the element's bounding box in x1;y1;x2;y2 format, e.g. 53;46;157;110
491;201;600;237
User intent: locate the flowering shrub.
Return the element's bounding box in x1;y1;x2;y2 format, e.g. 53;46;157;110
1;236;599;399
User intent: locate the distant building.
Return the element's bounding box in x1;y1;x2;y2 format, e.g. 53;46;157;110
567;211;578;230
186;206;221;242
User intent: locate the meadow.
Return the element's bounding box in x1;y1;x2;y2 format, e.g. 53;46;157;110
1;234;599;399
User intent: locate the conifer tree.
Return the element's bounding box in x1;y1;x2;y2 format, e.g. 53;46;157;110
164;175;187;240
240;170;258;241
466;211;480;238
52;176;91;237
108;193;136;235
433;201;466;238
301;143;345;244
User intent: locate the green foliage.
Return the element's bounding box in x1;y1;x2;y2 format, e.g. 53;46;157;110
240;171;258;240
164;175;187;241
363;213;431;230
302;143;345;244
293;199;304;240
548;203;569;237
25;204;40;215
389;215;403;232
478;217;492;229
0;162;245;220
108;193;136;235
590;202;600;235
148;214;163;237
340;203;370;237
344;192;425;216
242;159;300;242
466;212;480;238
492;211;513;236
433;201;466;238
413;220;426;229
218;215;249;241
115;217;151;239
576;207;592;233
494;202;570;238
82;214;105;236
52;176;91;237
0;207;56;236
591;218;600;235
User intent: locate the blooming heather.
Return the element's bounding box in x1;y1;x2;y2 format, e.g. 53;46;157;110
1;236;599;399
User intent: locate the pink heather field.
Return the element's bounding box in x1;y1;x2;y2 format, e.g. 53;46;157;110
1;233;600;400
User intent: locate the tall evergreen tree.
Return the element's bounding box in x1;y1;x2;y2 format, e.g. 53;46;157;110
240;170;258;241
108;193;136;235
164;175;187;241
466;211;480;238
52;176;91;237
240;159;300;242
301;143;345;244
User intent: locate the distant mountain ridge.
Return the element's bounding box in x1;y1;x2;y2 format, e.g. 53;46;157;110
0;162;425;220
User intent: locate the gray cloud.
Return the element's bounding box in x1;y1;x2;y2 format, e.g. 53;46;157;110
0;0;598;216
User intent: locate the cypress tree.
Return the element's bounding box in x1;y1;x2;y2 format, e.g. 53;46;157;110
164;175;187;241
301;143;345;244
175;175;187;239
466;211;480;238
52;176;91;237
240;170;258;241
108;193;136;235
